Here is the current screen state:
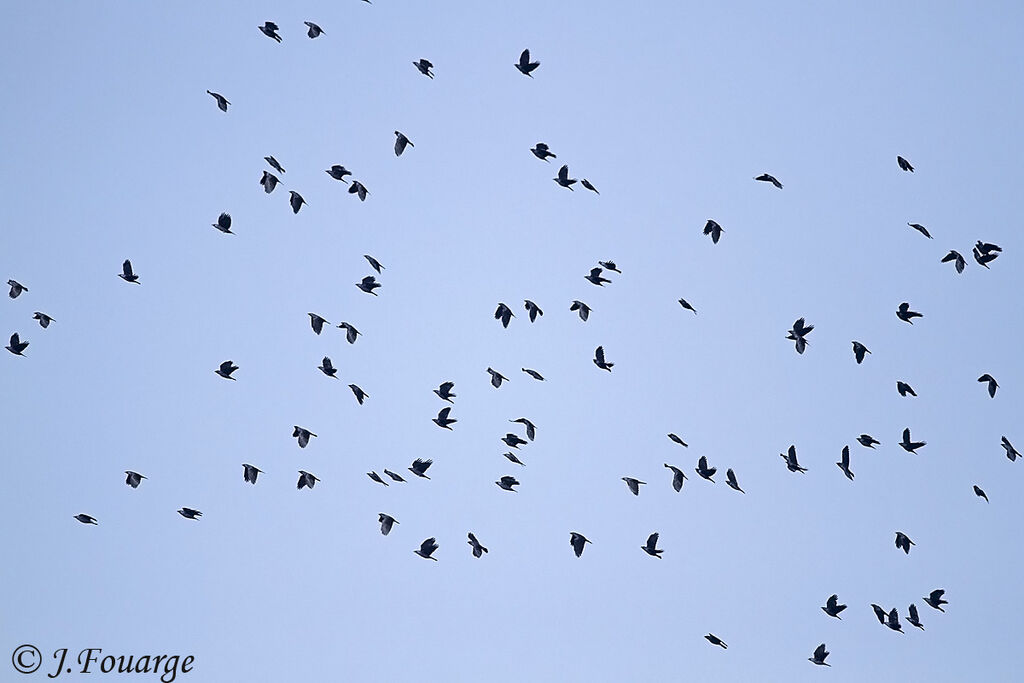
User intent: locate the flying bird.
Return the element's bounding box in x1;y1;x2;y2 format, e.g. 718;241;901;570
349;181;369;201
5;333;28;356
786;317;814;354
973;241;1001;268
899;427;926;453
364;255;384;273
383;469;406;483
705;634;727;649
496;475;520;492
308;313;329;335
212;212;232;234
641;532;663;558
119;259;140;284
325;165;351;182
467;533;488;558
570;532;591;557
822;594;847;619
973;485;989;502
781;445;807;473
494;302;515;328
524;299;543;322
264;156;285;174
215;360;238;380
664;464;687;492
924;589;947;612
871;604;887;625
809;644;831;667
908;222;932;238
124;471;146;488
897;155;914;172
703;219;723;244
581;179;599;194
32;312;54;328
593;345;614;371
886;608;904;633
531;143;556;161
433;406;457;430
754;173;783;189
696;455;717;482
356;276;381;295
896;381;917;397
74;514;98;525
487;367;508;388
622;477;646;496
502;433;528;449
941;250;966;274
304;21;324;38
415;537;439;560
570;300;591;321
394;131;414;156
337;322;361;344
895;531;915;554
907;604;925;630
367;471;389;487
857;434;879;449
242;464;261;484
349;384;368;404
503;451;525;466
978;373;998;398
725;468;745;493
896;302;922;324
289;190;306;214
297;470;320;490
597;261;620;273
852;341;870;364
678;298;697;314
178;507;202;519
553;164;577;190
434;381;456;402
318;356;338;378
667;433;688;447
836;446;854;480
378;514;398;536
409;458;432;479
258;21;282;42
260;170;280;193
522;368;545;381
7;279;27;298
1001;436;1020;462
510;418;536;441
206;90;229;112
413;59;434;78
515;48;540;76
292;426;317;448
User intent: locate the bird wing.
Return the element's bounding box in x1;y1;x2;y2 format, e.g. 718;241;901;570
595;346;605;363
646;532;659;548
519;49;530;66
438;406;451;420
557;165;569;181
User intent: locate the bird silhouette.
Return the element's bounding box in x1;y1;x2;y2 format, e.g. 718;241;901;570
434;381;456;402
584;267;611;286
510;418;536;441
871;604;887;625
703;219;724;244
260;170;280;193
487;367;509;388
570;532;591;557
215;360;238;380
622;477;646;496
289;190;306;214
581;179;599;194
553;164;577;190
293;426;317;448
304;21;324;38
787;317;814;354
494;302;515;328
308;313;329;335
524;299;543;322
515;48;540;76
264;156;285;174
178;507;202;519
907;604;925;630
897;155;914;172
678;298;697;314
433;406;457;430
531;143;556;161
383;469;406;483
119;259;140;284
378;514;398;536
415;537;439;560
896;381;917;397
899;427;926;453
367;471;389;487
325;165;352;182
337;322;361;344
8;279;27;298
895;531;915;554
896;302;922;324
32;312;54;329
667;433;688;447
409;458;432;479
781;445;807;473
394;131;414;156
364;255;384;273
852;341;870;364
836;446;854;480
258;21;282;42
297;470;320;490
696;455;717;482
664;464;687;492
857;434;880;449
467;533;488;558
978;373;998;398
973;485;989;502
356;276;381;295
5;333;28;356
212;212;232;234
318;356;338;378
75;514;98;525
908;222;932;238
809;644;831;667
705;634;727;649
349;384;369;404
641;532;663;558
754;173;783;188
413;59;434;78
503;451;525;466
923;589;947;612
941;250;966;274
206;90;229;112
725;468;745;493
570;300;592;321
593;345;614;371
522;368;545;381
501;433;527;449
1001;436;1021;462
349;181;370;201
822;594;847;619
124;471;146;488
886;608;904;633
242;464;262;484
496;475;520;492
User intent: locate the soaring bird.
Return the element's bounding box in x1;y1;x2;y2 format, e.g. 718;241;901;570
1001;436;1021;462
394;131;414;156
897;155;914;172
593;346;614;371
297;470;320;490
178;507;202;519
503;451;525;466
941;250;966;274
409;458;432;479
510;418;537;441
33;312;54;328
125;471;146;488
206;90;229;111
318;356;338;378
896;302;922;324
899;427;926;453
896;381;917;397
502;433;528;449
119;259;140;283
664;464;687;492
364;255;384;274
524;299;543;322
242;464;262;484
553;164;577;190
260;170;280;193
8;279;27;298
907;604;925;630
415;537;439;560
570;300;591;321
923;589;947;612
598;261;621;273
581;179;600;194
584;268;611;286
809;644;831;667
378;514;398;536
433;406;457;430
496;475;520;492
978;373;998;398
212;212;232;234
383;469;406;483
413;59;434;78
531;143;556;161
622;477;646;496
754;173;783;189
973;485;989;502
265;156;285;174
781;445;807;473
570;532;591;557
74;514;98;525
5;333;28;356
703;219;724;244
678;298;697;314
908;222;932;239
349;181;369;201
304;21;324;38
704;634;727;650
786;317;814;354
522;368;545;381
467;533;488;558
822;594;847;619
308;313;329;335
434;381;456;402
871;604;887;625
886;608;904;633
836;446;854;480
258;21;282;42
852;341;870;364
356;276;381;295
696;455;717;482
292;426;317;448
667;433;688;447
367;471;389;487
641;532;663;558
725;468;745;493
325;165;352;182
487;367;509;388
215;360;238;380
289;191;306;214
337;322;361;344
857;434;880;449
515;48;540;76
494;302;515;328
349;384;368;404
895;531;915;554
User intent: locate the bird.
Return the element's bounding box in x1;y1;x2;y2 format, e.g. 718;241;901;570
664;464;687;492
754;173;783;189
383;469;406;483
7;279;27;298
809;644;831;667
941;250;966;274
394;131;414;156
899;427;926;453
973;241;1001;268
288;190;306;214
524;299;543;322
413;59;434;78
703;219;724;244
258;21;282;42
433;406;456;430
496;475;520;492
886;608;904;633
705;634;727;649
409;458;432;479
897;155;914;172
215;360;238;380
641;532;663;558
678;298;697;314
260;170;280;193
836;446;854;480
494;302;515;328
852;341;870;364
349;384;368;404
530;143;556;161
177;508;202;520
487;367;509;388
515;48;540;76
356;276;381;295
822;594;847;619
5;333;28;356
74;514;98;525
434;381;456;402
502;433;528;449
871;604;887;625
119;259;140;284
206;90;229;111
553;164;577;190
978;373;998;398
908;222;932;238
503;451;525;466
364;255;384;273
32;312;54;329
522;368;545;381
924;589;947;612
467;533;488;558
857;434;880;449
337;322;361;344
349;180;370;201
895;531;915;554
1001;436;1021;462
367;471;389;487
622;477;646;496
570;532;591;557
896;302;922;324
292;426;317;448
124;471;146;488
667;433;688;447
781;445;808;473
581;179;599;194
264;156;285;174
297;470;319;490
570;300;591;321
973;485;989;502
510;418;536;441
593;345;614;371
786;317;814;354
415;537;439;560
725;468;744;493
907;604;925;630
318;356;338;378
308;313;329;335
598;261;621;273
696;455;717;482
212;212;232;234
378;514;398;536
897;381;917;397
242;464;261;484
304;21;324;38
325;165;351;182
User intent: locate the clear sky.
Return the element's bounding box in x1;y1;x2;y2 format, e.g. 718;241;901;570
3;1;1023;681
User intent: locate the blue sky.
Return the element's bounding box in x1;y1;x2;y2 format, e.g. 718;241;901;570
3;1;1023;681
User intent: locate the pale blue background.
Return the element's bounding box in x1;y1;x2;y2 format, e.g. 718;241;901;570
3;2;1023;681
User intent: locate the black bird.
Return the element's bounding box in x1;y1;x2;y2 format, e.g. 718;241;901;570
973;485;989;502
822;594;847;619
415;537;439;560
364;255;384;273
206;90;229;112
899;427;926;453
125;470;146;488
349;384;368;404
503;451;525;466
379;514;398;536
487;367;508;388
318;356;338;378
260;170;280;193
496;475;520;492
908;222;932;238
511;418;537;441
264;156;285;174
871;604;887;625
515;48;540;76
667;433;688;447
212;212;232;234
289;191;306;214
976;240;1002;255
383;469;406;483
524;299;543;322
836;446;854;480
678;298;697;314
522;368;545;381
622;477;646;496
593;345;614;371
325;165;352;182
502;433;528;449
258;21;282;42
5;333;28;356
494;302;515;328
754;173;783;189
598;261;620;273
703;219;724;244
973;241;1001;268
585;268;611;287
349;181;369;201
907;604;925;630
297;470;319;490
705;634;727;649
304;21;324;38
809;644;831;667
309;313;329;335
852;341;870;364
696;455;717;482
74;514;98;525
394;131;414;156
32;312;54;328
786;317;814;355
215;360;238;380
895;531;915;554
924;589;947;612
467;533;488;558
292;426;317;448
581;179;600;194
413;59;434;78
781;445;807;473
531;143;556;161
857;434;880;449
434;381;456;402
178;507;202;519
553;164;577;190
119;259;140;284
941;250;966;274
356;275;381;295
570;532;591;557
242;464;261;484
433;406;456;430
641;532;663;558
896;302;922;324
1001;436;1020;462
978;373;998;398
338;322;361;344
897;155;914;172
664;464;687;492
409;458;432;479
8;279;27;298
367;471;389;487
570;300;591;321
886;608;904;633
725;468;745;493
897;381;917;397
